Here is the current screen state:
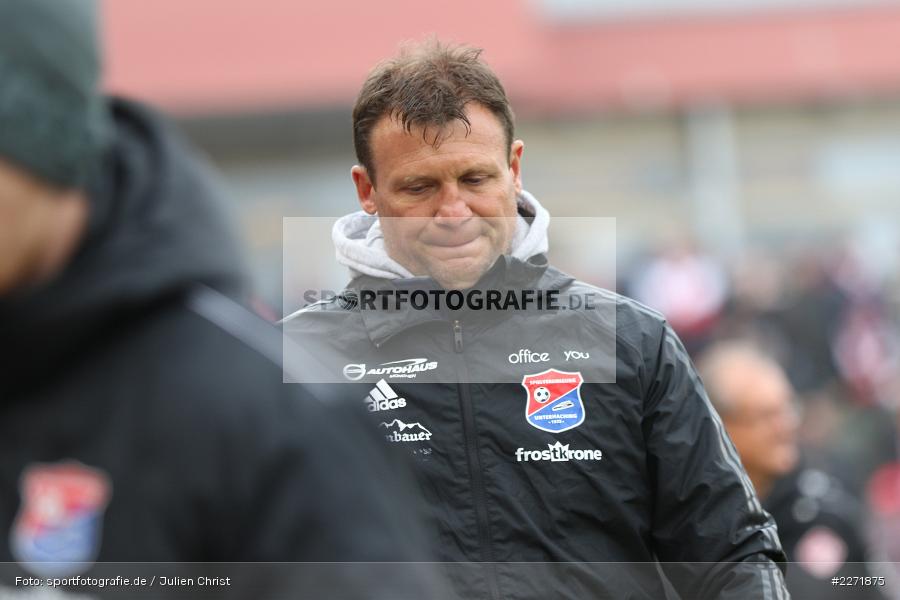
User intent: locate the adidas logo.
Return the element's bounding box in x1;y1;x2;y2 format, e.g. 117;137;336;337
365;379;407;412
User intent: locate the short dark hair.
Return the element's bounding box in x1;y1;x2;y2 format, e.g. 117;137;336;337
352;40;515;186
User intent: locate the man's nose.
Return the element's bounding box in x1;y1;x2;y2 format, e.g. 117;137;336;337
433;183;473;223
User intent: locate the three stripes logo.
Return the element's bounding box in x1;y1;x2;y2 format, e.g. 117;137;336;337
365;379;407;412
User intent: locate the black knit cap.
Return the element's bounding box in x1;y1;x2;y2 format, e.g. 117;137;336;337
0;0;110;188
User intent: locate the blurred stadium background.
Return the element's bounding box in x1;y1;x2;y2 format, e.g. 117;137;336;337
102;0;900;587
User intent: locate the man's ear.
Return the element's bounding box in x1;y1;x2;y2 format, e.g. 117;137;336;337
509;140;524;194
351;165;377;214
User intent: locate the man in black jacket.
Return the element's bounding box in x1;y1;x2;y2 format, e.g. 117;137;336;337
282;40;790;599
699;341;885;600
0;2;439;598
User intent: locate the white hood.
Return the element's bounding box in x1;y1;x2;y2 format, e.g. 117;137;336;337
331;190;550;281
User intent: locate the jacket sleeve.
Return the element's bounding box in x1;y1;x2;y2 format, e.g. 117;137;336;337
212;380;451;600
642;321;791;600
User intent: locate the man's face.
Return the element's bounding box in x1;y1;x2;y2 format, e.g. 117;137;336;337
724;365;800;483
0;159;88;296
351;103;523;289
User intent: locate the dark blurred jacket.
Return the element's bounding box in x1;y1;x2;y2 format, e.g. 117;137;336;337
0;99;439;599
765;466;885;600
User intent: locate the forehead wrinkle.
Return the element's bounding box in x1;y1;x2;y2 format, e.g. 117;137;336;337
391;152;500;184
381;129;503;158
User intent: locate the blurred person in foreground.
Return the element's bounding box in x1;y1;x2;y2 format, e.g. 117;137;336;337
283;40;789;599
0;2;439;598
700;341;884;599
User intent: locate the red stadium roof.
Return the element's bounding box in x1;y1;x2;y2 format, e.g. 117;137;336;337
102;0;900;115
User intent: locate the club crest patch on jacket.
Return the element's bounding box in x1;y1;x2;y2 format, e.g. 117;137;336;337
11;461;112;576
523;369;585;433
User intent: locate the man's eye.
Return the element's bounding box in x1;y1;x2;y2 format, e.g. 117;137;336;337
463;176;486;185
405;185;430;194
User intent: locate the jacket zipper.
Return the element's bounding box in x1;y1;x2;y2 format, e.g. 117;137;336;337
453;319;501;600
453;320;464;352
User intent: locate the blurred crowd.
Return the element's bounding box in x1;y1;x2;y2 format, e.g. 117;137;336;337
624;235;900;594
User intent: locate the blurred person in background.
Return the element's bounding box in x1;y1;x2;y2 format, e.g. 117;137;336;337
284;40;789;600
717;242;899;497
0;1;439;597
627;236;728;355
700;340;884;599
